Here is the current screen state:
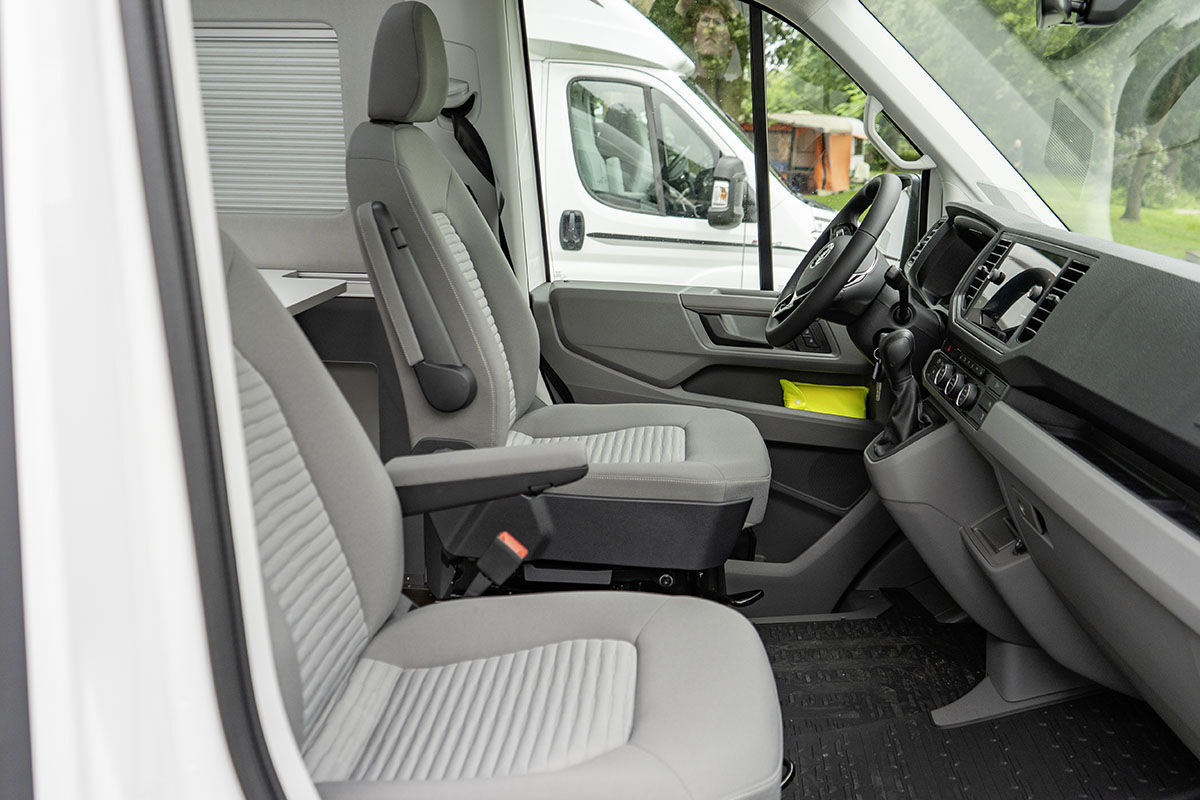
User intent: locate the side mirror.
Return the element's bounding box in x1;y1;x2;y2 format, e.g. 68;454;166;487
707;155;747;229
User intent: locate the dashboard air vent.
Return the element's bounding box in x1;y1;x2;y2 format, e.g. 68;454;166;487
962;239;1011;311
1018;261;1090;342
904;216;947;270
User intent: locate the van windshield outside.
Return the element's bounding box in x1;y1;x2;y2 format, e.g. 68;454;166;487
863;0;1200;263
693;82;754;150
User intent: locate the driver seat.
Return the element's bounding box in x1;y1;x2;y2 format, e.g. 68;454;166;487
346;2;771;527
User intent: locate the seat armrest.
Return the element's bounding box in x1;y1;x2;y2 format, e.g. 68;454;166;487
385;442;589;514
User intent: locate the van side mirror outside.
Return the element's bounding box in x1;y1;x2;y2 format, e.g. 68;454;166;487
707;155;747;229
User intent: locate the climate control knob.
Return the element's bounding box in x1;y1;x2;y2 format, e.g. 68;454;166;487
955;383;980;410
932;361;954;388
944;370;964;397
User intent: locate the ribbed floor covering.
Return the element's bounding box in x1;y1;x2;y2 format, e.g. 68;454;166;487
759;592;1200;799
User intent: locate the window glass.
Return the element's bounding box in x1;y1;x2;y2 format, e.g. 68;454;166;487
758;16;917;212
194;25;348;214
863;0;1200;263
751;9;916;282
522;0;919;288
568;80;658;213
655;96;719;218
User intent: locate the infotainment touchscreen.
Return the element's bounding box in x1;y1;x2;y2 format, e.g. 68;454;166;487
965;242;1069;341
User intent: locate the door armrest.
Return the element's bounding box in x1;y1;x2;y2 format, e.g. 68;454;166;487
385;443;589;514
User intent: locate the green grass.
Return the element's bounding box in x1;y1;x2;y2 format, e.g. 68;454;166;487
1109;206;1200;263
807;181;1199;264
809;188;859;211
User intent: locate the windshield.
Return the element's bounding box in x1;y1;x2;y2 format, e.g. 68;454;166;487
692;80;754;149
863;0;1200;263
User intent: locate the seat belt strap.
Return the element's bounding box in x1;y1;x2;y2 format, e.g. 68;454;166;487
441;95;514;267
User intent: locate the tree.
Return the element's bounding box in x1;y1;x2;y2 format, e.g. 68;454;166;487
762;19;861;117
645;0;752;122
1120;33;1200;219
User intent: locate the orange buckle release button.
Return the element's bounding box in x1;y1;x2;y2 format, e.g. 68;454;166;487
497;531;528;560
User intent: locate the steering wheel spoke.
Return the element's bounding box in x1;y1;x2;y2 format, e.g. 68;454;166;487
772;291;798;319
763;174;903;347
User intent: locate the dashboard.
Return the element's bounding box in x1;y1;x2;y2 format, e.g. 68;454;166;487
904;201;1200;489
881;200;1200;756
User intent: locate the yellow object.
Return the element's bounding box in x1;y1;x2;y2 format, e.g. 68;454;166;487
780;380;868;419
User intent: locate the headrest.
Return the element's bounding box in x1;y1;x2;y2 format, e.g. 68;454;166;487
367;2;448;124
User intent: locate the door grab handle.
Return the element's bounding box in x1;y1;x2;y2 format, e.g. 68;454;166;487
559;209;585;251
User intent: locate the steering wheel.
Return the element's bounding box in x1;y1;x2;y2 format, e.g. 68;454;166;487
765;173;903;347
663;144;693;183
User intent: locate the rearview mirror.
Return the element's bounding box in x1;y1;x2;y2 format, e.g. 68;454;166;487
707;155;747;229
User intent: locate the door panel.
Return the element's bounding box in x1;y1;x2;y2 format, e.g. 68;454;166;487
535;281;877;449
533;280;900;616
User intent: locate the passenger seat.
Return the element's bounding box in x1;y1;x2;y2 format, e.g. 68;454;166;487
224;234;784;799
346;2;772;528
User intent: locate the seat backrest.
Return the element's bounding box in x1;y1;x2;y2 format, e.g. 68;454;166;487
347;2;541;451
225;235;406;746
569;105;610;193
599;110;654;196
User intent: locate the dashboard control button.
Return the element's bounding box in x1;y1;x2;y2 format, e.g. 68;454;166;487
968;404;987;426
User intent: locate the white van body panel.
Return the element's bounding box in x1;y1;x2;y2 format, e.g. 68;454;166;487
541;62;753;287
525;0;827;289
1;0;251;797
526;0;695;74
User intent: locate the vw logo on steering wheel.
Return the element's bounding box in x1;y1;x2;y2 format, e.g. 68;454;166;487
810;241;836;269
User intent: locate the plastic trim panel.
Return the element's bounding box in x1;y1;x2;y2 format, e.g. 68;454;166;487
978;402;1200;634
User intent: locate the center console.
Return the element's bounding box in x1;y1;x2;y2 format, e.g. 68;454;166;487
923;342;1007;429
865;336;1131;725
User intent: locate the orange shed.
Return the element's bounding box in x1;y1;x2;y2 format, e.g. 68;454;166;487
746;111;866;194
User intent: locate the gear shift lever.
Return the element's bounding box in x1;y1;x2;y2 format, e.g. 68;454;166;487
872;329;928;458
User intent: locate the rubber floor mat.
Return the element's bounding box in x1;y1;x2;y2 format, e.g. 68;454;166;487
758;593;1200;799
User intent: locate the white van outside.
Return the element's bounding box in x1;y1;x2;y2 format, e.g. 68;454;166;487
524;0;834;289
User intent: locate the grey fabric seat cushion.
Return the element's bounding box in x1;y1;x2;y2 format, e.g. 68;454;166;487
305;638;637;783
508;403;771;526
312;592;783;800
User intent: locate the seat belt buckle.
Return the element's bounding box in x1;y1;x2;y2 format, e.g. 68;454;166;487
464;531;530;596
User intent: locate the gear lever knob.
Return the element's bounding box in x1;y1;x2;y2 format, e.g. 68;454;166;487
872;328;926;458
879;328;916;388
